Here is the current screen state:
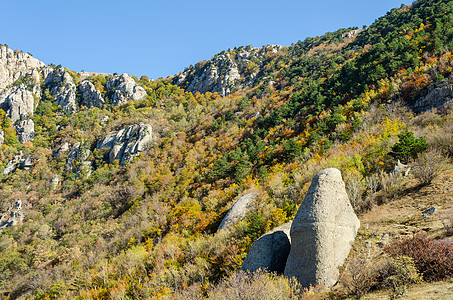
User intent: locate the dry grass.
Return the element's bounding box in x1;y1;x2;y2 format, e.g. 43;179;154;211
366;278;453;300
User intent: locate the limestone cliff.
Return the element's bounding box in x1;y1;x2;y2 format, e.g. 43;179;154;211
175;45;282;96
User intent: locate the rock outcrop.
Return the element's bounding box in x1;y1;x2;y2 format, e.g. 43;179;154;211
15;119;34;143
105;73;146;106
66;142;92;175
284;168;360;288
0;45;45;92
0;85;36;143
3;151;32;175
43;67;77;113
53;142;70;157
97;123;152;165
78;80;105;108
413;81;453;112
217;193;257;231
0;199;25;230
0;85;35;123
176;45;282;96
0;131;4;146
241;222;292;273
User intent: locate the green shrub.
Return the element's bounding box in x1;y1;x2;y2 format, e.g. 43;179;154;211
389;130;428;163
381;256;421;299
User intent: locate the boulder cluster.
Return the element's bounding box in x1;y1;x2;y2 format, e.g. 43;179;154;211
0;45;148;146
220;168;360;288
176;45;282;97
97;123;153;165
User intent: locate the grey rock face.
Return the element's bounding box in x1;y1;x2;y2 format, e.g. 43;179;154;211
50;175;60;190
105;73;146;106
218;193;257;231
78;80;105;108
176;45;282;97
3;151;32;175
241;221;292;273
391;160;411;177
342;29;361;39
97;123;152;165
0;131;4;146
54;142;70;157
0;45;45;92
15;119;34;143
44;67;77;113
0;199;25;230
66;142;92;173
0;85;35;123
284;168;360;288
413;81;453;112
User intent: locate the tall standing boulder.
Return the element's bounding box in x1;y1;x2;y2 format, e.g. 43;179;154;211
241;221;292;273
284;168;360;288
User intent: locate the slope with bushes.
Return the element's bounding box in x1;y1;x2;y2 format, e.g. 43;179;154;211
1;0;453;299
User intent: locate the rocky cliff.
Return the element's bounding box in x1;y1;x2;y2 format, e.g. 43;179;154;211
0;45;45;93
175;45;282;96
97;123;153;165
105;73;147;106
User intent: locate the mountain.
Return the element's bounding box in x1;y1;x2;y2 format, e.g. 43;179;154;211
1;0;453;298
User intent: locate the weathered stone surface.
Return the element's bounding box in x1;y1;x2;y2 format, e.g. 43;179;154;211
413;81;453;112
391;160;411;177
342;29;361;39
78;80;105;108
284;168;360;288
0;45;45;92
50;175;60;190
3;151;32;175
105;73;146;106
15;119;34;143
79;80;104;107
53;142;70;157
0;131;4;146
97;123;152;165
44;67;77;112
0;199;25;230
218;193;257;231
176;45;282;97
66;142;91;172
0;85;35;123
241;221;292;273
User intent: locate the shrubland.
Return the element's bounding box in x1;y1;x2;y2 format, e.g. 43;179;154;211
1;0;453;298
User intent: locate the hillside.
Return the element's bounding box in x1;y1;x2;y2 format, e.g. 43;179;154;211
1;0;453;299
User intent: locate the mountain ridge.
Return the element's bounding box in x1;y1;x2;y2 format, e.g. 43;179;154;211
1;0;453;298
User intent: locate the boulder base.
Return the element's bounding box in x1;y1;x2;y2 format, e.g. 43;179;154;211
241;222;292;273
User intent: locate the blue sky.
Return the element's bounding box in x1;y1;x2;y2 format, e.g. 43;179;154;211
2;0;412;79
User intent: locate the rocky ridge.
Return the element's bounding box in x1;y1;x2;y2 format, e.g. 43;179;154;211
78;80;105;108
0;45;45;92
105;73;147;106
175;45;282;96
43;67;78;113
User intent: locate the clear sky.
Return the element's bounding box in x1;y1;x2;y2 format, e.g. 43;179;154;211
1;0;413;79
